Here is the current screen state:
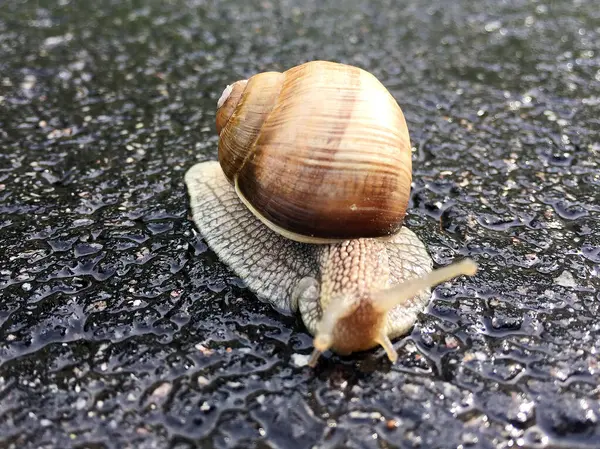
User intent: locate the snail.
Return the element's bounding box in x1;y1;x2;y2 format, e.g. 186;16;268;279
185;61;476;366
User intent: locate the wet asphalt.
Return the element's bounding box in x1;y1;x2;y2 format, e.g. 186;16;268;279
0;0;599;448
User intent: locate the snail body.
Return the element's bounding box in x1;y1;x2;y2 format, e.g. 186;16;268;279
185;61;476;365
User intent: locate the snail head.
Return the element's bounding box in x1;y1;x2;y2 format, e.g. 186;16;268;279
307;259;478;366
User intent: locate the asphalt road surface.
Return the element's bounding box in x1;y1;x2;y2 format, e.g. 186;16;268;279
1;1;599;448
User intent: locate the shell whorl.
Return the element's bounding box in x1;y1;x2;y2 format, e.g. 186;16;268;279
217;72;285;183
216;80;248;135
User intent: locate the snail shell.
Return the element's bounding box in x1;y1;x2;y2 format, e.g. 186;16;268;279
215;61;412;242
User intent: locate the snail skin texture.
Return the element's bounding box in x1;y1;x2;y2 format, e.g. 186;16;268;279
185;61;477;366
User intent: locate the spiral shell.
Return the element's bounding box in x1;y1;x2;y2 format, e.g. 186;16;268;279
215;60;412;243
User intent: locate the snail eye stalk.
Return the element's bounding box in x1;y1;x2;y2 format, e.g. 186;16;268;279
374;259;478;313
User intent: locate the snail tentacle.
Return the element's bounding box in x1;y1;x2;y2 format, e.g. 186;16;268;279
307;293;357;366
374;259;478;313
376;333;398;363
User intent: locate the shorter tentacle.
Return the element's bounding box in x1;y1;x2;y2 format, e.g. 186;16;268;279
307;294;357;367
375;333;398;362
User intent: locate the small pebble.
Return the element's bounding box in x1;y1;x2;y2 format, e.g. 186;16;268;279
291;353;310;367
553;270;576;288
